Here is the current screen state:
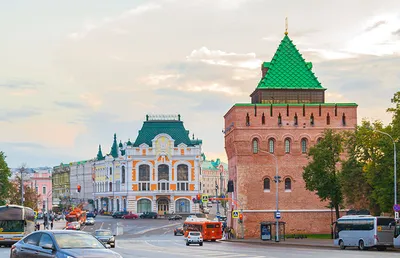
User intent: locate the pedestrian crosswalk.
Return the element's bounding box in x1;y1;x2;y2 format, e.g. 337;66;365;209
117;239;266;258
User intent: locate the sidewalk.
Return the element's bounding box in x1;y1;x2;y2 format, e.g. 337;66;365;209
226;238;336;250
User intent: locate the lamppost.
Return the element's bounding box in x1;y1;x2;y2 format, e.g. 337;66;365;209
375;130;397;206
259;149;280;242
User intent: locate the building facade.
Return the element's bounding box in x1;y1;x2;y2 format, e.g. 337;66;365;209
69;159;95;210
31;170;52;212
52;164;71;210
224;32;357;237
200;154;228;196
93;115;203;215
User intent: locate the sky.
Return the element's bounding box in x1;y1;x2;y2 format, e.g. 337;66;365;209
1;0;400;168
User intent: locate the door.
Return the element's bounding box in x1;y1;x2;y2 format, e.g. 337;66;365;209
394;225;400;248
37;233;56;258
19;232;42;258
158;198;169;215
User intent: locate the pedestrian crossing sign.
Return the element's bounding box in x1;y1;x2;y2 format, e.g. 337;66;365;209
232;210;240;218
201;194;209;203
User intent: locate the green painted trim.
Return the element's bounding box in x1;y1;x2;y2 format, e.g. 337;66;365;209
234;103;358;107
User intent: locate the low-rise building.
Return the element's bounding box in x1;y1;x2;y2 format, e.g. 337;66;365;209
69;159;95;210
31;169;52;212
52;164;71;211
200;154;228;196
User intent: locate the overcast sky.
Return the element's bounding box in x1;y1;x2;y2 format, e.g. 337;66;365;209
1;0;399;168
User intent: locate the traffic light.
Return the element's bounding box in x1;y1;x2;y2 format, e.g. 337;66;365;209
238;213;243;224
77;185;81;193
196;194;201;201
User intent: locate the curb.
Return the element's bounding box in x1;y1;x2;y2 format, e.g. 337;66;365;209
225;239;338;250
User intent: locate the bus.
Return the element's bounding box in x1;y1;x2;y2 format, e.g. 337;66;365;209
395;220;400;248
333;215;395;251
183;218;223;241
0;205;35;246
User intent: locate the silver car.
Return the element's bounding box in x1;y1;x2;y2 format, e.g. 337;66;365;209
186;231;203;246
94;229;116;248
85;217;95;225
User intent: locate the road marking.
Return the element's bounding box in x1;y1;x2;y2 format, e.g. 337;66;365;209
100;222;104;229
134;222;181;235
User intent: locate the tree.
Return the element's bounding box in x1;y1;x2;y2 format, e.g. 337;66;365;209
0;152;12;206
303;129;343;219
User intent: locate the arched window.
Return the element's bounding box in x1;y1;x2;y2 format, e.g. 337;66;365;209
139;165;150;181
158;164;169;190
263;178;270;192
137;199;151;213
268;138;275;153
317;137;322;144
109;167;112;175
327;113;331;125
175;199;190;213
285;178;292;191
310;113;314;126
109;182;112;192
121;166;126;184
177;164;189;191
301;138;307;153
252;138;259;154
278;113;282;125
284;138;291;153
116;199;120;211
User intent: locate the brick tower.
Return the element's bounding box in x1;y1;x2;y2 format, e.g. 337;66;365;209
224;31;357;238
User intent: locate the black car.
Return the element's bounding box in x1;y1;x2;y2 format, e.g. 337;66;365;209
168;215;182;220
140;212;158;219
94;229;116;248
10;230;122;258
87;212;96;218
112;211;129;218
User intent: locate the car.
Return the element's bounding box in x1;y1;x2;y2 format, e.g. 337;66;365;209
203;208;210;214
87;212;96;218
10;230;122;258
85;217;95;225
65;222;81;230
140;212;158;219
186;231;203;246
112;211;129;218
122;212;139;219
94;229;116;248
207;202;213;208
168;215;183;220
174;227;184;236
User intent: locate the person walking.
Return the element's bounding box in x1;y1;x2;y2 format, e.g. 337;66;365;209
50;219;54;230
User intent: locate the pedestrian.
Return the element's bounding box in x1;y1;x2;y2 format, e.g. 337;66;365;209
50;220;53;230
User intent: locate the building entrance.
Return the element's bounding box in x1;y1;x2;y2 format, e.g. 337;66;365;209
157;198;169;215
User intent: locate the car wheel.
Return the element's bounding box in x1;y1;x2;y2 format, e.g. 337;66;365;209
339;240;345;250
186;242;189;246
199;243;203;246
174;233;176;236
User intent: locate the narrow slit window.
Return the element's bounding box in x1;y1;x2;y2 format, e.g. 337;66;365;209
327;113;330;125
294;113;298;126
302;104;305;116
342;113;346;126
285;178;292;191
262;113;265;125
263;178;270;191
278;113;282;125
286;104;289;116
246;113;250;126
310;113;314;126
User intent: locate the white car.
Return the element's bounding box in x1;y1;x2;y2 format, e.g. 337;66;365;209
186;231;203;246
203;208;210;214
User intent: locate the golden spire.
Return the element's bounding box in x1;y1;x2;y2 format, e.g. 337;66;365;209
285;17;288;35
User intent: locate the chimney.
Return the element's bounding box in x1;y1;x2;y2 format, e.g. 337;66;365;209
261;62;269;78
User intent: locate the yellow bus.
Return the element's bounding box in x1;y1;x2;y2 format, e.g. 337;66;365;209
0;205;35;246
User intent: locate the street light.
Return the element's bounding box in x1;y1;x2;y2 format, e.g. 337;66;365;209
259;149;280;242
375;130;397;206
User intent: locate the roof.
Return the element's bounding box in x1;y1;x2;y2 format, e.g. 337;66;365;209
256;35;325;90
201;158;228;171
234;103;358;107
133;120;202;147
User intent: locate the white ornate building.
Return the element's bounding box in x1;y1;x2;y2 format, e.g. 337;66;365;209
93;115;203;215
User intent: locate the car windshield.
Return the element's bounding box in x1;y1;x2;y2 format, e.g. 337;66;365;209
87;218;94;221
95;231;112;236
54;233;105;249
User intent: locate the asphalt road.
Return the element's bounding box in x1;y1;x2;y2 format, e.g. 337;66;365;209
1;214;399;257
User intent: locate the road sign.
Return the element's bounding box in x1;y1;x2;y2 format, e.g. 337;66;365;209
394;204;400;212
201;194;209;203
221;195;225;199
180;201;185;206
396;212;399;220
232;210;240;218
275;211;281;219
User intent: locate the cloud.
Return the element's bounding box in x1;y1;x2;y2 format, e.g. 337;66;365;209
54;101;86;109
0;109;41;122
0;80;42;89
392;28;400;36
365;20;387;32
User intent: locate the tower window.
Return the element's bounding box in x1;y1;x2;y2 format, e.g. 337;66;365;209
246;113;250;126
286;104;289;116
262;113;265;125
302;104;305;116
285;178;292;192
335;104;338;116
263;178;270;192
252;139;259;154
319;104;322;116
270;104;273;117
327;113;331;125
310;113;314;126
294;113;298;126
278;113;282;126
342;113;346;126
268;138;275;153
284;138;291;153
301;138;307;153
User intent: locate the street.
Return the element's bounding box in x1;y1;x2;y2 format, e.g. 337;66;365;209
1;214;399;257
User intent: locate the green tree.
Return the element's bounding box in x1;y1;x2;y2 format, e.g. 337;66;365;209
7;178;40;210
303;129;343;219
0;152;12;206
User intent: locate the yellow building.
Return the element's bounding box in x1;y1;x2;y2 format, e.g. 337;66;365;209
93;115;203;215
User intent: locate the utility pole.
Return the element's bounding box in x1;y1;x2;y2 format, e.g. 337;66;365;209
216;180;220;216
20;166;26;206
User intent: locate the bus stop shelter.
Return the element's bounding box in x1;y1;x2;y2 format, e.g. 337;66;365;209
260;221;286;241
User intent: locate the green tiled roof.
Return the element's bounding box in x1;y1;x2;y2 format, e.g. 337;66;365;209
201;158;228;171
257;35;325;90
133;120;202;147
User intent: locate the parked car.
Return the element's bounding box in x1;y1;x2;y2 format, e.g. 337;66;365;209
186;231;203;246
10;230;122;258
207;202;213;208
168;215;183;220
122;212;139;219
140;212;158;219
65;222;81;230
94;229;116;248
112;211;129;218
87;212;96;218
203;208;210;214
174;227;184;236
85;217;95;225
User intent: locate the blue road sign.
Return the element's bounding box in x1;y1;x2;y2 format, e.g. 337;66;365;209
221;195;225;199
275;211;281;219
181;201;185;206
